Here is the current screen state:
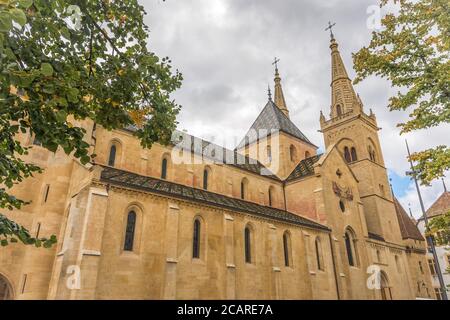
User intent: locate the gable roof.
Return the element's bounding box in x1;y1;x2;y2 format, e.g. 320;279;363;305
393;197;424;241
237;100;315;149
286;154;323;182
421;191;450;220
100;166;330;231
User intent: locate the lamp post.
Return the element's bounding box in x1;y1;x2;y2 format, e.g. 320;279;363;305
405;140;447;300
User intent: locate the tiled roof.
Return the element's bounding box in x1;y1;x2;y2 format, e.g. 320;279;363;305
422;192;450;220
123;126;279;181
237;100;315;149
100;166;330;231
393;197;424;241
286;154;322;182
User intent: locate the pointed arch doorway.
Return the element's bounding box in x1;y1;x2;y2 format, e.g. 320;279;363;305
0;274;13;300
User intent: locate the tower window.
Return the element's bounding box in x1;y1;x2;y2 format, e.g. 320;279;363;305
123;211;136;251
268;186;274;207
241;178;248;200
290;145;297;162
344;147;351;163
267;146;272;162
193;219;201;259
108;145;117;167
351;147;357;162
336;105;342;116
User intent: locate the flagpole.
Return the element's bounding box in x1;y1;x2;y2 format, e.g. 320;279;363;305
406;140;447;300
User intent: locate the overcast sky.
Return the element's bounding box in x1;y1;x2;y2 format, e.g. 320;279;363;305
141;0;449;218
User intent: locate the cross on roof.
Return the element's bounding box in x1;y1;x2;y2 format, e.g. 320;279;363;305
325;21;336;39
272;57;280;70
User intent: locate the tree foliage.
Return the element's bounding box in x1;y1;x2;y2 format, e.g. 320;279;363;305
0;0;182;246
426;211;450;246
353;0;449;185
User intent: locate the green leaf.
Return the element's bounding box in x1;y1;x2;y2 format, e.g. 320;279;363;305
40;63;53;77
9;8;27;27
0;12;12;33
18;0;33;9
66;87;79;103
56;109;67;122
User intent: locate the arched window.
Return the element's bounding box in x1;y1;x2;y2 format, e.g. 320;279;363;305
344;229;358;267
267;145;272;162
241;178;248;200
161;158;168;179
290;145;297;162
368;142;377;162
351;147;357;162
268;186;274;207
344;147;351;163
336;105;342;116
124;211;137;251
203;168;209;190
0;274;13;300
305;151;311;159
283;232;292;267
108;145;117;167
193;219;201;259
244;226;252;263
315;237;324;271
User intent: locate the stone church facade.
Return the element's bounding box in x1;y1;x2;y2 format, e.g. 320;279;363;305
0;37;434;300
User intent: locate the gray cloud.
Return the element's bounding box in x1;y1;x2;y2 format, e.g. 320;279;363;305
142;0;449;215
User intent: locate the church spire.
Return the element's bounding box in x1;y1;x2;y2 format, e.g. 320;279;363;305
328;28;362;118
272;58;289;118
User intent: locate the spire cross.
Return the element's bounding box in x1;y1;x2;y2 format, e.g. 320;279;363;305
272;57;280;70
325;21;336;39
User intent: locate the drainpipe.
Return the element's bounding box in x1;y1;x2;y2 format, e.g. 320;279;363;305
328;233;341;300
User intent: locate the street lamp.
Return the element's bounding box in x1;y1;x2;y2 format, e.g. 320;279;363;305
405;140;448;300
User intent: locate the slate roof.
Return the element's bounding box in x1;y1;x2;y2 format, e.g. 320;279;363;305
286;154;323;182
237;100;315;149
421;191;450;220
123;126;279;181
100;166;330;231
393;197;425;241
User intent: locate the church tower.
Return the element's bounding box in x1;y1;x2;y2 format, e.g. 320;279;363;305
236;63;317;179
320;35;402;244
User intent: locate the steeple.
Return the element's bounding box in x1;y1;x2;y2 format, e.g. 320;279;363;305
329;36;362;118
272;58;290;118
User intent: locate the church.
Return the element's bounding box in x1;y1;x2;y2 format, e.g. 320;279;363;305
0;34;435;300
